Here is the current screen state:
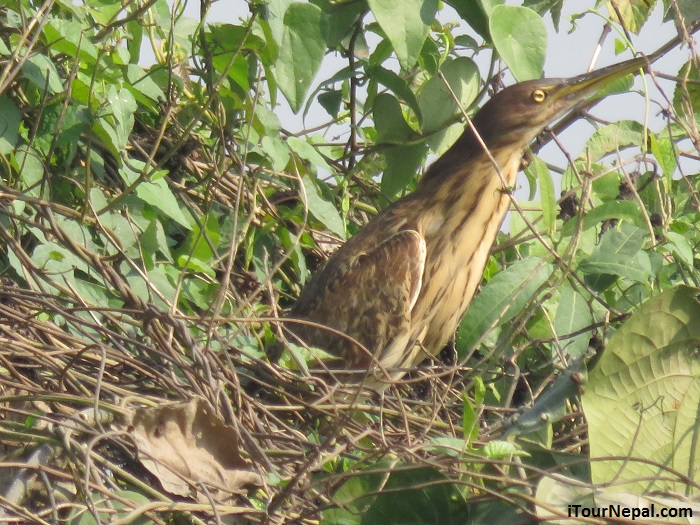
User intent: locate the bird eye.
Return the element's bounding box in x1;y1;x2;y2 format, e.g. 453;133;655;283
531;89;547;103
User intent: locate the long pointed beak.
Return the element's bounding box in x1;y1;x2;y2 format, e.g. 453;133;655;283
556;55;652;105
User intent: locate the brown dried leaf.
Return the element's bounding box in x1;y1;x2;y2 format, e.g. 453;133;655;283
130;397;263;503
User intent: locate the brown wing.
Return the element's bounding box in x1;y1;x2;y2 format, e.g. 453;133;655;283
289;229;426;368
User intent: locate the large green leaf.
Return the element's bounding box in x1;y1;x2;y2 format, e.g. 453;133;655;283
381;143;426;197
489;5;546;81
368;65;422;119
583;120;644;161
311;0;365;47
43;18;99;65
14;146;44;197
578;223;653;287
93;86;137;157
322;465;469;524
606;0;656;34
367;0;438;70
554;284;592;360
300;175;346;239
0;96;21;155
677;0;700;21
373;93;427;196
582;285;700;494
673;61;700;130
261;0;296;48
444;0;504;41
523;0;563;31
456;256;552;355
373;93;415;144
276;3;328;113
579;251;652;284
648;132;678;182
417;57;479;134
22;54;64;93
524;155;556;237
120;162;192;230
561;200;648;236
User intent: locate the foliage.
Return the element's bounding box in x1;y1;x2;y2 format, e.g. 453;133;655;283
0;0;698;523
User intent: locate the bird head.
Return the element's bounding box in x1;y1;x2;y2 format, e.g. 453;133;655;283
470;56;650;150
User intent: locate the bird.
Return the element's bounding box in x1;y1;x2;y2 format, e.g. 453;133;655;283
281;55;651;385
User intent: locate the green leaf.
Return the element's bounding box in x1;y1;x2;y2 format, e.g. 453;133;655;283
317;89;343;118
583;120;644;161
260;0;295;48
32;235;92;277
423;436;470;457
0;96;20;155
373;93;415;143
126;19;144;63
372;91;428;193
368;65;422;119
561;200;647;236
524;155;556;236
22;54;64;93
276;3;328;113
582;285;700;493
322;465;469;524
489;5;546;81
523;0;564;31
120;163;191;230
554;285;592;359
124;264;177;308
598;221;646;257
607;0;657;34
43;19;98;65
576;223;652;290
261;135;290;172
462;376;486;445
677;0;700;21
444;0;503;41
207;23;269;95
311;0;365;47
506;361;586;437
664;230;695;267
456;256;552;356
673;61;700;129
177;215;220;275
417;57;479;134
110;86;138;142
481;440;523;459
14;146;44;196
100;213;140;257
367;0;438;70
126;64;165;106
580;250;652;284
648;132;677;182
300;175;346;239
94;86;137;157
381;143;427;197
85;0;125;25
287;136;332;173
534;475;597;522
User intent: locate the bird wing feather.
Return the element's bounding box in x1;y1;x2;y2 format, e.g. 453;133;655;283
289;229;426;367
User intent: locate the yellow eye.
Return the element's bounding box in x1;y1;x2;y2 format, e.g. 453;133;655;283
531;89;547;103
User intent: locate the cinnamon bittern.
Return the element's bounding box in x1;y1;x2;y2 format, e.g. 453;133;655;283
285;56;651;384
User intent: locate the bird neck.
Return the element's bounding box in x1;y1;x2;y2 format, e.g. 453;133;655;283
417;128;525;194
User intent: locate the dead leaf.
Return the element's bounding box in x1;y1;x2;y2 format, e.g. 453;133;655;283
130;397;263;503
